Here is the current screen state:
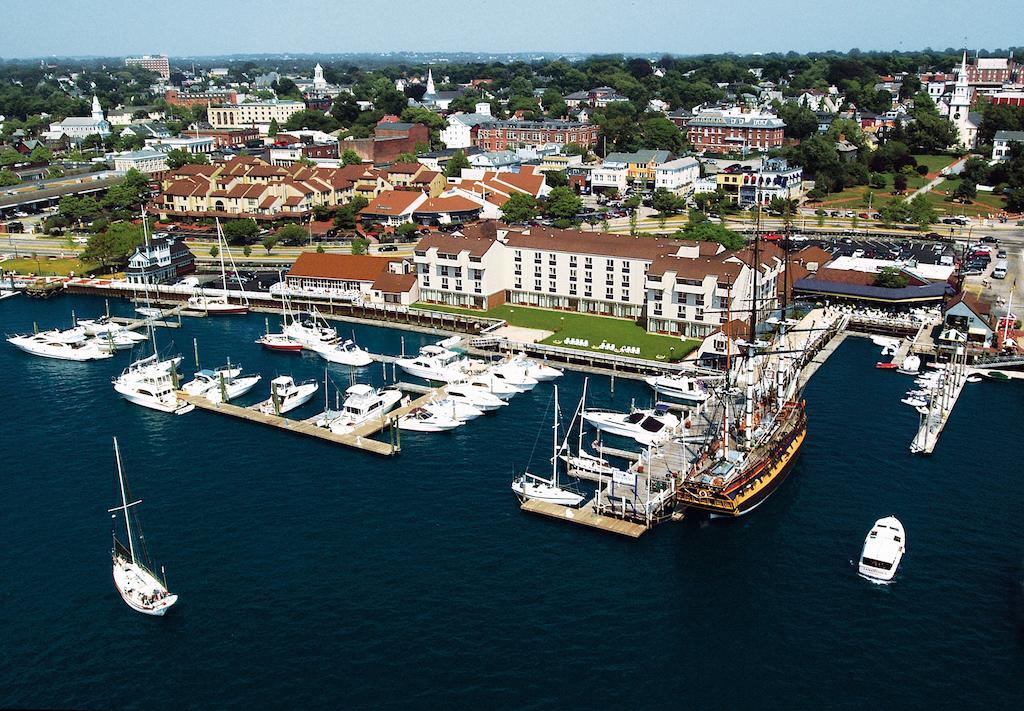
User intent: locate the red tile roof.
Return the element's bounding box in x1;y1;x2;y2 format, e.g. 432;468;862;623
360;190;424;215
413;195;482;214
371;272;418;293
288;253;398;282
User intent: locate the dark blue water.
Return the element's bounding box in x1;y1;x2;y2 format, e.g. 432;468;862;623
1;295;1021;709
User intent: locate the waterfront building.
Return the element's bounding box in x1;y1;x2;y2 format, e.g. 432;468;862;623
125;55;170;80
715;158;804;207
285;252;418;305
125;236;195;284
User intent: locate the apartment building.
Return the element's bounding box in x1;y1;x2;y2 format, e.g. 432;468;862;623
165;89;237;108
475;120;599;151
687;109;785;153
413;221;782;335
208;100;306;133
716;158;804;207
125;55;170;80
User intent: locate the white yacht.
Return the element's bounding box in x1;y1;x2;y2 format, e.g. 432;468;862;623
562;448;626;479
311;339;373;367
108;438;178;616
186;218;249;315
182;364;261;403
858;516;906;583
897;354;922;375
504;353;563;382
113;355;194;414
321;384;402;435
283;308;338;349
512;384;585;507
79;316;147;340
444;382;508;411
92;330;151;352
423;396;484;422
398;406;463;432
582;404;680;446
396;344;480;383
8;331;113;361
487;360;539;391
257;376;320;415
645;372;710;405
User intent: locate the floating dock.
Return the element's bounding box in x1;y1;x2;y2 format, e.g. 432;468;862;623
519;499;649;538
910;352;971;455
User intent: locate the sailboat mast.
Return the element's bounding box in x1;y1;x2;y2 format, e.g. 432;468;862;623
113;437;137;565
551;384;559;485
578;377;588;456
216;218;228;292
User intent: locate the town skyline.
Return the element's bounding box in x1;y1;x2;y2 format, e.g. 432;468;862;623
1;0;1021;59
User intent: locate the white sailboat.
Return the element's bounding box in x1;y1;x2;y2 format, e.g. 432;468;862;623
108;437;178;616
511;384;585;507
186;218;249;315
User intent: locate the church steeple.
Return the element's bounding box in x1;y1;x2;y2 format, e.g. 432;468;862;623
426;68;436;96
91;95;104;122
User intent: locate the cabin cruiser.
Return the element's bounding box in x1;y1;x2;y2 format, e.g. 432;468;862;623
311;339;373;367
182;365;261;403
858;516;906;582
282;310;338;348
257;376;319;415
398;406;463;432
396;345;480;383
113;356;194;414
79;316;146;341
8;330;114;361
256;332;304;352
487;360;539;391
444;382;507;411
423;396;484;422
458;372;521;400
320;384;402;435
503;353;563;382
644;372;710;405
582;404;681;446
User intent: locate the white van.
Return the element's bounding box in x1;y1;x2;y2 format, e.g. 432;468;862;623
992;259;1008;279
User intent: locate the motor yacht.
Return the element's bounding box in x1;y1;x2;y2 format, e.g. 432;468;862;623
311;339;373;367
398;407;463;432
487;360;539;391
504;353;563;381
423;396;484;422
644;372;710;405
444;382;507;411
257;376;319;415
320;384;402;434
858;516;906;583
113;356;193;414
182;364;261;403
8;330;114;361
582;404;680;446
396;344;479;383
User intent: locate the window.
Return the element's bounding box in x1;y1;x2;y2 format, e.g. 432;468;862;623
534;279;541;291
569;269;577;280
514;250;522;261
585;257;593;267
549;268;556;278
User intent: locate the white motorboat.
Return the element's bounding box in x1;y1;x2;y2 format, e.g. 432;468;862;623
504;353;563;381
182;364;261;403
398;406;463;432
283;308;338;348
311;339;373;367
396;344;480;383
511;384;585;507
79;316;147;342
487;360;539;391
900;396;929;408
582;404;681;446
257;375;319;415
0;288;19;301
92;330;150;352
113;355;194;414
321;384;402;434
444;382;507;411
897;354;921;375
459;372;521;399
858;516;906;583
562;448;626;478
8;331;113;361
108;437;178;616
135;306;163;318
423;396;484;422
645;372;710;405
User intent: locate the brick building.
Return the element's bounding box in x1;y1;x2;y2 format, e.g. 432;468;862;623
474;120;599;151
165;89;238;108
191;127;260;149
345;120;430;165
125;55;170;80
687;109;785;154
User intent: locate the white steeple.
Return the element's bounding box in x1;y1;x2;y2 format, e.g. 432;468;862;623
426;68;436;96
313;62;325;89
950;51;976;148
91;95;104;122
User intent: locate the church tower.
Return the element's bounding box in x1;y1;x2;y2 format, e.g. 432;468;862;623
91;95;104;122
313;63;326;90
426;68;436;96
950;52;975;147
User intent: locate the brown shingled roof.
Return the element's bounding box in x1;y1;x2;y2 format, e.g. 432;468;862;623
288;253;398;282
372;271;418;293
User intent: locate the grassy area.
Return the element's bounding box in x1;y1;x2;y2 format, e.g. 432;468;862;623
1;257;99;277
413;302;699;362
914;179;1008;217
816;155;957;208
912;154;956;175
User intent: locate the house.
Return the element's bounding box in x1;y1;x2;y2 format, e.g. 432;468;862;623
654;157;700;193
992;130;1024;161
120;122;172;140
285;252;417;305
113;149;169;176
359;190;427;226
440;112;497;149
564;87;627;109
125;236;195;284
943;292;995;345
687;108;785;154
715;158;804;207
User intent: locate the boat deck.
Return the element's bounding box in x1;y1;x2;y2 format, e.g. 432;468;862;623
519;499;649;538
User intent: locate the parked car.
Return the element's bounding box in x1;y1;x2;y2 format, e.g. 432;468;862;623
378;244;398;252
981;235;999;244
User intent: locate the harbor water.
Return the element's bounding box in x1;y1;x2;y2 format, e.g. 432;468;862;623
0;295;1021;709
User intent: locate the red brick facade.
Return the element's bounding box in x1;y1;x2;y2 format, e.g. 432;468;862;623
165;89;238;108
191;127;260;148
474;121;599;151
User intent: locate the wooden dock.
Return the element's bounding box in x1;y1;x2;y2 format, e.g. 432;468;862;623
910;354;971;455
519;499;649;538
176;383;449;456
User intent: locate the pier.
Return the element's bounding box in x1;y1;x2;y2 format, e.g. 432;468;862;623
519;499;648;538
910;347;970;455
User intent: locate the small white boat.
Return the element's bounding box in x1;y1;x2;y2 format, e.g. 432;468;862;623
113;355;194;414
459;372;521;399
582;404;680;446
858;516;906;583
511;384;584;507
92;330;150;352
645;372;710;405
398;407;463;432
0;288;19;301
897;354;921;375
187;292;249;315
108;437;178;616
423;396;484;422
562;449;625;478
135;306;163;318
322;384;402;434
256;332;304;353
900;396;928;408
487;360;539;391
283;309;338;348
182;364;261;403
444;382;507;411
79;316;147;342
505;353;563;381
8;331;114;361
257;376;319;415
396;344;480;383
311;339;373;367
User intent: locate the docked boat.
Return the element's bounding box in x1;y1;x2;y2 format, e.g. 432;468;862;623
113;355;194;414
396;344;480;383
503;353;563;382
321;384;402;434
897;354;921;375
182;364;260;403
282;308;338;349
582;404;681;446
0;288;19;301
398;406;463;432
645;372;711;405
875;361;899;369
8;331;113;361
459;372;521;399
256;332;304;352
311;339;373;367
79;316;148;340
186;218;249;315
900;396;929;408
257;375;319;415
444;382;507;411
562;448;626;478
423;396;484;422
487;360;539;391
108;437;178;616
93;330;151;352
858;516;906;582
512;384;585;507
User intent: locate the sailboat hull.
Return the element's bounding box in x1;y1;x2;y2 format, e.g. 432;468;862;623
113;561;178;616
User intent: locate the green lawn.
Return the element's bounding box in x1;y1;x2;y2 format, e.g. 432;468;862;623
912;154;957;175
1;257;99;277
413;302;699;362
915;178;1008;217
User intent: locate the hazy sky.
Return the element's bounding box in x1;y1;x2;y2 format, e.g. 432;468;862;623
2;0;1019;58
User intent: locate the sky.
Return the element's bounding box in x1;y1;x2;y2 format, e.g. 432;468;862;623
1;0;1020;58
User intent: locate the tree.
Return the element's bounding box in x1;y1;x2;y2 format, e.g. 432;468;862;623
879;197;911;225
394;151;418;163
334;196;369;230
444;150;471;178
395;222;419;241
261;233;279;254
541;170;568;187
268;118;280;137
81;221;142;268
316;243;326;253
330;94;362;126
28;145;52;163
276;223;309;246
0;169;20;187
907;194;938;229
58;196;101;228
651;188;683;215
209;245;219;258
500;192;539;223
1006;187;1024;213
953;179;977;202
283;110;339;133
341;148;362;166
242;245;252;257
350;237;370;255
543;186;583;220
904;92;958;151
893;172;908;193
165;149;209;170
222;218;259;245
874;266;909;289
675;221;745;250
563;143;587;157
777;103;819;140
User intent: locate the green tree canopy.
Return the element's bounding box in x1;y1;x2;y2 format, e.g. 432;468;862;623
500;192;539;223
542;186;583;220
165;149;210;170
276;223;309;245
222;218;260;245
82;221;143;268
444;150;471;178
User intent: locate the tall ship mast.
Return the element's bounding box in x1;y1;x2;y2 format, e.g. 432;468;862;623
674;206;807;517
